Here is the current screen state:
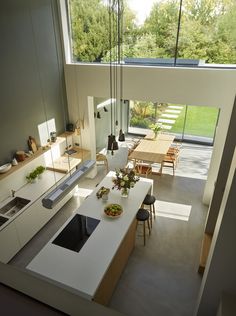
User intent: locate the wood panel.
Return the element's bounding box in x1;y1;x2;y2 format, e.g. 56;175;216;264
93;218;137;305
198;232;213;274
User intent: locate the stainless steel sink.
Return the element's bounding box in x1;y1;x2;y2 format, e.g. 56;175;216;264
0;197;31;217
0;215;8;227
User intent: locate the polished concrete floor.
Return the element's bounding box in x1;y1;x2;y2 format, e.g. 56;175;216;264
2;143;212;316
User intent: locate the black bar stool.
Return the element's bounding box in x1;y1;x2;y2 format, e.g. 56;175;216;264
142;194;156;228
136;208;151;246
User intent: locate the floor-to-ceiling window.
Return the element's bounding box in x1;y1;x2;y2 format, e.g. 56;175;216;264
128;100;219;145
67;0;236;67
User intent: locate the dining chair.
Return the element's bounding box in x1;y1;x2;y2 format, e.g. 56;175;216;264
160;151;177;176
96;153;108;174
134;160;152;177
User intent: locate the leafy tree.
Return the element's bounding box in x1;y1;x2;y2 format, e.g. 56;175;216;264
144;0;179;57
69;0;110;62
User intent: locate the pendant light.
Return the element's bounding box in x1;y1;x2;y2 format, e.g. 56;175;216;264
107;0;121;155
118;0;125;142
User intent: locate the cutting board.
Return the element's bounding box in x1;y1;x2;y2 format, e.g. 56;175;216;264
28;136;37;153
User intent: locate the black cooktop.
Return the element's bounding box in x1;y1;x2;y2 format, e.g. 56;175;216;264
52;214;100;253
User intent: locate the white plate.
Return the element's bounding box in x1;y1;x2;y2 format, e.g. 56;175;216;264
0;163;12;173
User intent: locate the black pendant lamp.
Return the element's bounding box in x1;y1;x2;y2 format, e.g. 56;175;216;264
118;129;125;141
118;1;125;142
107;0;121;155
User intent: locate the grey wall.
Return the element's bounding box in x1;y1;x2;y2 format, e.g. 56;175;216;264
0;0;68;165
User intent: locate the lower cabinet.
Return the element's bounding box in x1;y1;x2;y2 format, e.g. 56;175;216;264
0;222;21;264
0;187;75;263
14;190;74;248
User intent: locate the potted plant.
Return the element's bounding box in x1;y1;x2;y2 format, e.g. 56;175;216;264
26;170;38;183
36;165;45;179
96;186;110;201
149;123;162;139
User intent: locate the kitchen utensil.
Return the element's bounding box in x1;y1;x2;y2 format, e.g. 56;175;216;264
28;136;37;153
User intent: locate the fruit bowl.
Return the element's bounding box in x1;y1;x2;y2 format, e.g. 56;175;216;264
0;163;12;174
104;204;123;218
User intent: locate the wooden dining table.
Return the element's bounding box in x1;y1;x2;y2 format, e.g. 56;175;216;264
129;133;175;165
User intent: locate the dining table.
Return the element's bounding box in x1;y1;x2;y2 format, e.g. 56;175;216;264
129;132;175;172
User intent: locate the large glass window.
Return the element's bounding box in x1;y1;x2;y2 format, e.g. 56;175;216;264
128;100;219;144
178;0;236;65
67;0;236;67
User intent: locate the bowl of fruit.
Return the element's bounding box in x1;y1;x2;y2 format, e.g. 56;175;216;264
104;204;123;218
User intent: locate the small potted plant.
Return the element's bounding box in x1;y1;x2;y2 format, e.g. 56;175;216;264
96;186;110;201
36;165;45;179
26;170;39;183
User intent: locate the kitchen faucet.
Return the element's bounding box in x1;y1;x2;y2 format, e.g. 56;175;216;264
11;189;16;197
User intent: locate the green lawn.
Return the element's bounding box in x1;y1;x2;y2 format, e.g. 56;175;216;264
170;105;219;138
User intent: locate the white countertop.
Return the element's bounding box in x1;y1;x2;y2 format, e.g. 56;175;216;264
0;170;66;231
27;172;153;300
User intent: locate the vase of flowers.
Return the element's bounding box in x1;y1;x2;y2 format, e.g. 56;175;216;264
112;168;139;197
149;123;162;139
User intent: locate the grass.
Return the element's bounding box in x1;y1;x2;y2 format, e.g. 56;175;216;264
169;105;219;138
129;103;219;139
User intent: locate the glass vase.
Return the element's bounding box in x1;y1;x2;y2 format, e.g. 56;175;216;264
121;187;129;198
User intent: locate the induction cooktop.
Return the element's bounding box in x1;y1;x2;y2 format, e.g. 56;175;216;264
52;214;100;253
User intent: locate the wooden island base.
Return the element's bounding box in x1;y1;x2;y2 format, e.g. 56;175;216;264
93;218;137;305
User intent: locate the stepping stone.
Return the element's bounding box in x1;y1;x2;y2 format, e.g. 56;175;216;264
165;109;181;114
168;105;183;109
161;125;172;130
158;118;176;124
161;114;178;118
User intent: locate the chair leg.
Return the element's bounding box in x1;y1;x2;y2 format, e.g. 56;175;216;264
149;207;153;228
143;222;146;246
147;218;151;235
152;203;156;219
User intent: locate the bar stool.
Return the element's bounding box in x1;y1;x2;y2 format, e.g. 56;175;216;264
142;194;156;228
136;208;151;246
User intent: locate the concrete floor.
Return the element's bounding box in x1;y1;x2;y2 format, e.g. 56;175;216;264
1;143;211;316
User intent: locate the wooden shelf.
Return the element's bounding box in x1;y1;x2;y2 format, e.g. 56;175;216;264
0;147;50;181
198;232;213;274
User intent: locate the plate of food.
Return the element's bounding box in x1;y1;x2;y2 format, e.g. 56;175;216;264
104;204;123;218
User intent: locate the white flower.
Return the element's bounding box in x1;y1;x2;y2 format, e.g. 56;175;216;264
120;181;125;187
123;175;129;181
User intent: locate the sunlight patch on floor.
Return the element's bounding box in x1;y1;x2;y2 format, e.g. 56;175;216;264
74;187;93;198
156;200;192;221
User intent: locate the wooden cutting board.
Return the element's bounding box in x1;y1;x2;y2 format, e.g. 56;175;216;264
28;136;37;153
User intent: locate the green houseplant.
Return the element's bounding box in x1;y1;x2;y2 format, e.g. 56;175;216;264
36;165;45;178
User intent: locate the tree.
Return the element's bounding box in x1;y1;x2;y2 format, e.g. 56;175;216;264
69;0;110;62
144;0;179;57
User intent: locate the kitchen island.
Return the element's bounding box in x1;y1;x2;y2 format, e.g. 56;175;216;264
27;172;153;305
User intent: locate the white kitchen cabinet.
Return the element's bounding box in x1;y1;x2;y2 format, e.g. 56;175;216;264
0;221;21;263
14;189;75;248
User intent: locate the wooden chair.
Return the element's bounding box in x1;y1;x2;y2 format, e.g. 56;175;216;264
96;153;108;174
160;152;177;176
134;160;152;178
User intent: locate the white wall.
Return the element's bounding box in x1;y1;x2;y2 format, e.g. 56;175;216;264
64;63;236;203
195;148;236;316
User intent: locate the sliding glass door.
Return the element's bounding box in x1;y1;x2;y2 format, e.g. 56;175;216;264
127;100;219;145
